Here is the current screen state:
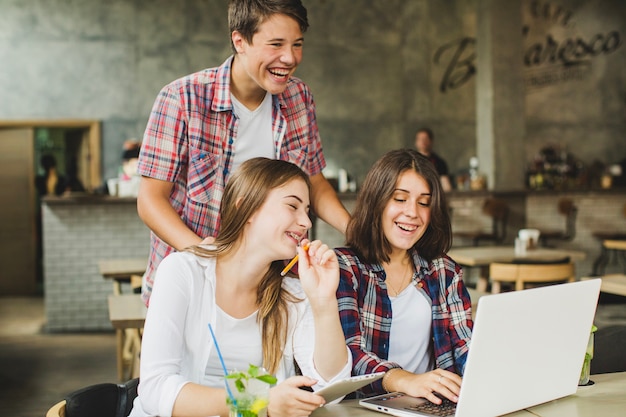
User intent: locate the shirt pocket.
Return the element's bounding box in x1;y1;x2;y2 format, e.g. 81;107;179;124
187;146;219;204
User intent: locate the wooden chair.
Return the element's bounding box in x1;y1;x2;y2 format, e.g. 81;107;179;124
455;198;510;246
538;198;578;247
46;378;139;417
489;259;575;294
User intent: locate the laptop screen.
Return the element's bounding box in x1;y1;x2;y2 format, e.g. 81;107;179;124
360;279;601;417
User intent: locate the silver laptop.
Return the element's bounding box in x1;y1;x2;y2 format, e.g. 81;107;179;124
360;279;601;417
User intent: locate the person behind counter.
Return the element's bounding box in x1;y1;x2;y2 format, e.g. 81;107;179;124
103;139;142;197
335;149;473;404
129;158;351;417
35;154;67;197
414;127;452;192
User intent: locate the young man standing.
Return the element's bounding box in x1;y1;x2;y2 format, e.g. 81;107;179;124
137;0;350;304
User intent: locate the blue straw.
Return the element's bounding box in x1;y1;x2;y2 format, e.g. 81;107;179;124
208;323;237;405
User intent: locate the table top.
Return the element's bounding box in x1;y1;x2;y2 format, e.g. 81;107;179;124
520;371;626;417
447;246;587;267
604;239;626;250
583;274;626;297
98;258;147;279
311;372;626;417
107;294;146;329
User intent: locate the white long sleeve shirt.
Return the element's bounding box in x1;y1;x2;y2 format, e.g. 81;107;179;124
129;251;351;417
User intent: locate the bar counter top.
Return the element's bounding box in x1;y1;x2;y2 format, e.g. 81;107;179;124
41;186;626;206
42;193;138;205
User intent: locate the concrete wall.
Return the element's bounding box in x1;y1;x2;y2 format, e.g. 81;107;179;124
1;0;624;186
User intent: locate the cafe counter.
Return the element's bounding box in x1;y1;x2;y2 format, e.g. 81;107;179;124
42;195;149;332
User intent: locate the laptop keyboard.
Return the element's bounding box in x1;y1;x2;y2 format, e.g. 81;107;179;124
405;398;457;417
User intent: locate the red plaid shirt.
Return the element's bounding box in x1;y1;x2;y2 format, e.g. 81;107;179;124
138;56;326;305
335;247;473;395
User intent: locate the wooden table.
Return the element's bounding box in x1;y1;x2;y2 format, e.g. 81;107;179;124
604;239;626;251
519;371;626;417
108;294;147;381
99;258;147;295
583;273;626;297
448;246;587;292
310;372;626;417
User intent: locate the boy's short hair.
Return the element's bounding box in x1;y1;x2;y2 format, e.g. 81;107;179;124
228;0;309;52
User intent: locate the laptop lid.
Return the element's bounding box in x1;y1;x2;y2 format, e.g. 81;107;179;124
360;279;602;417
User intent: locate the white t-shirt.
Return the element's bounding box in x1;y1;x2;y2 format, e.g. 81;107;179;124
203;307;262;387
388;284;434;374
231;91;274;173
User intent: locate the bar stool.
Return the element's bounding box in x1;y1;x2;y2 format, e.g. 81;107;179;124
538;198;578;247
591;204;626;275
489;257;574;294
454;198;509;246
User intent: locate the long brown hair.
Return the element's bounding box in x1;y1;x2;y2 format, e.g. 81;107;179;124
346;149;452;263
187;157;310;373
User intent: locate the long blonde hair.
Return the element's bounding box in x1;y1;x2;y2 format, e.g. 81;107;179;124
187;157;310;373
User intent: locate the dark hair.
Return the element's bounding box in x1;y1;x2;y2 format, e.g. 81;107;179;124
187;157;310;373
122;148;140;161
417;127;434;141
346;149;451;263
228;0;309;52
40;154;57;172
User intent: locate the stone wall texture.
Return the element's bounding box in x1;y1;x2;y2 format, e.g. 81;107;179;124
1;0;624;184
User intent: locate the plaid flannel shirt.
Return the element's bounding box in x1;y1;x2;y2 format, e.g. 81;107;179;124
138;56;325;305
335;247;473;395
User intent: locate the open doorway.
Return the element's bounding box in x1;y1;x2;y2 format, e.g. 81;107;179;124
0;120;101;295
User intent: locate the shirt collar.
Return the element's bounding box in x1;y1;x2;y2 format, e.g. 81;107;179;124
212;55;235;113
213;55;283;113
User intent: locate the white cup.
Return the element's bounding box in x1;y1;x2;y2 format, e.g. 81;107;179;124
518;229;541;250
107;178;119;196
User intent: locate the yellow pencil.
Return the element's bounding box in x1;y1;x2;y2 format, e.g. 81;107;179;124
280;243;310;276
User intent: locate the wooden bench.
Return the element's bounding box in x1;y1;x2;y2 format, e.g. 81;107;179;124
108;294;147;382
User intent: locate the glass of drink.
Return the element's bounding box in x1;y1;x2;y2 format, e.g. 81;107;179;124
225;365;275;417
578;325;598;386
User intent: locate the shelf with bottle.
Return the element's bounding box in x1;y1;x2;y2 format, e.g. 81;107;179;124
526;145;587;190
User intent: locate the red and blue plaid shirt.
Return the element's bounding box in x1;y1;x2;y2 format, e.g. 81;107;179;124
335;247;473;395
138;56;326;305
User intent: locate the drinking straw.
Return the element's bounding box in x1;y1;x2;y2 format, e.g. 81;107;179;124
208;323;237;405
